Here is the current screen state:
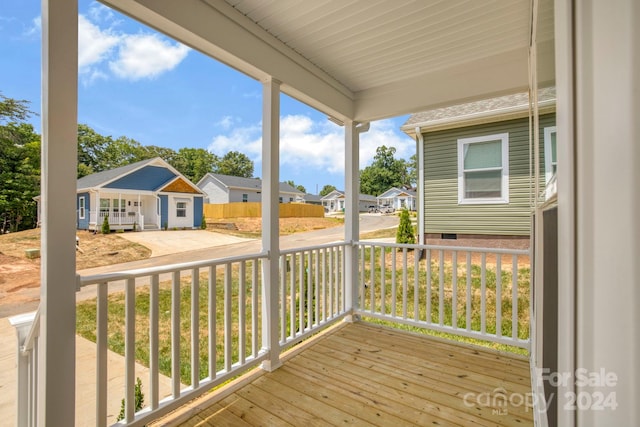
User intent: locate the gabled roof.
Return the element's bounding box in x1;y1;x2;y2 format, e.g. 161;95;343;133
76;158;157;190
199;173;304;194
378;187;417;199
76;157;203;194
401;87;556;136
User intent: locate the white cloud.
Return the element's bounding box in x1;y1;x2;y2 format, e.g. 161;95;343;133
216;115;238;130
109;33;190;80
76;12;189;84
23;17;40;37
78;15;119;71
207;115;414;178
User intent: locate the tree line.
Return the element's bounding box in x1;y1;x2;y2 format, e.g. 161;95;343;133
1;93;416;233
1;94;257;233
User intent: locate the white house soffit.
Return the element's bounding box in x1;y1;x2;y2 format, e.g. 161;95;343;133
99;0;354;120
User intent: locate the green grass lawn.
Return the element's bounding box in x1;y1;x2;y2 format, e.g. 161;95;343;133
76;250;531;384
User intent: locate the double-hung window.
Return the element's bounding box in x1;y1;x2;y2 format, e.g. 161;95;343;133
176;201;187;218
242;193;248;203
457;133;509;204
544;126;557;184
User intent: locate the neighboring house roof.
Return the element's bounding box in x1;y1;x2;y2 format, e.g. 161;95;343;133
401;87;556;136
198;173;304;195
377;187;417;199
76;157;203;194
321;190;377;202
301;194;322;203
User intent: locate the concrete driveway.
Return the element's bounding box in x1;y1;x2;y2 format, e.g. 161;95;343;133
118;229;254;257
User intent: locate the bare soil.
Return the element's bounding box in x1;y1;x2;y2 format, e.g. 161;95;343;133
0;218;342;314
0;229;151;311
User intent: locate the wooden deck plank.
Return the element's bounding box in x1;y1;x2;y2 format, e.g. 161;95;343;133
287;353;475;426
165;322;533;427
299;347;530;426
336;325;531;386
218;394;294;427
235;383;332;426
251;375;372;426
274;365;417;427
184;401;253;427
319;332;532;393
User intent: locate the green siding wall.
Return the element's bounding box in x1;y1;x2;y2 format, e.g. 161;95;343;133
422;114;555;236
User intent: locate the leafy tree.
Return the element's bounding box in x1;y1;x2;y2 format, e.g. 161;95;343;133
360;145;410;196
396;208;415;244
217;151;254;178
285;180;306;193
171;147;218;183
77;124;111;174
0;95;40;232
407;154;417;188
319;184;337;197
0;92;33;123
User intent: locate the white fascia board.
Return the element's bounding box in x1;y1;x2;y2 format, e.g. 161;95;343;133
101;0;354;121
354;43;555;122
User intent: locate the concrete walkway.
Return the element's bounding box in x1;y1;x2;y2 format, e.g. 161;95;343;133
0;317;176;426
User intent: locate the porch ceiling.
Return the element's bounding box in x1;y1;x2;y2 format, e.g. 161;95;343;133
99;0;554;122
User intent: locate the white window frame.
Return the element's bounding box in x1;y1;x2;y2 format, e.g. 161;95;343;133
242;193;248;203
457;133;509;204
78;196;85;219
176;201;187;218
544;126;557;184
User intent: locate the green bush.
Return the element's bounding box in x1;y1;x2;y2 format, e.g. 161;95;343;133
117;377;144;421
396;208;415;244
200;214;207;230
101;215;110;234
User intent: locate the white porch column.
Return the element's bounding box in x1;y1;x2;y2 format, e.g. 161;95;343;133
556;0;640;425
261;77;281;371
344;120;369;319
40;0;78;425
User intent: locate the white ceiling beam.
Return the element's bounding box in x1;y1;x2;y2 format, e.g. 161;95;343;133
353;41;555;121
99;0;355;121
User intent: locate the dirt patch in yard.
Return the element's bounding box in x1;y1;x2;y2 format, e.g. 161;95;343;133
0;229;151;311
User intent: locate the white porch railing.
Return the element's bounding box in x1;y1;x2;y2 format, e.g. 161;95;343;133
356;242;531;349
278;243;349;351
12;241;531;426
89;211;143;228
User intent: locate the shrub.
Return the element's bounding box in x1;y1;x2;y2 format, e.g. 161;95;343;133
396;208;415;244
101;215;110;234
117;377;144;421
200;215;207;230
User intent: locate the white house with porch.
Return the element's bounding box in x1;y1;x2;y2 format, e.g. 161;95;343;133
376;187;417;211
15;1;639;426
321;189;377;213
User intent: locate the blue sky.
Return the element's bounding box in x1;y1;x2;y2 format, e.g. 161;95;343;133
1;0;415;194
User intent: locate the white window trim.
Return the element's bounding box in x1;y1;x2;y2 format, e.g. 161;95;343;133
457;133;509;205
78;196;85;219
544;126;557;184
176;201;187;218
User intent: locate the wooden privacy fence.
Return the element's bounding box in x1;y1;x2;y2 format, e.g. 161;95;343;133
204;202;324;219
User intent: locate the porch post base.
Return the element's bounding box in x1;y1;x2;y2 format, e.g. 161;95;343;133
261;358;282;372
344;313;361;323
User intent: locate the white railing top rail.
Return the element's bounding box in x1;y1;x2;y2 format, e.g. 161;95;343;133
20;308;40;355
355;240;531;255
79;251;268;287
279;241;347;255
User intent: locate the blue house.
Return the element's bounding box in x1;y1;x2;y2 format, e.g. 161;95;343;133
75;157;204;231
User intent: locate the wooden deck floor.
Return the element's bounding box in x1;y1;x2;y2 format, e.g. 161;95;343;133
158;322;533;426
